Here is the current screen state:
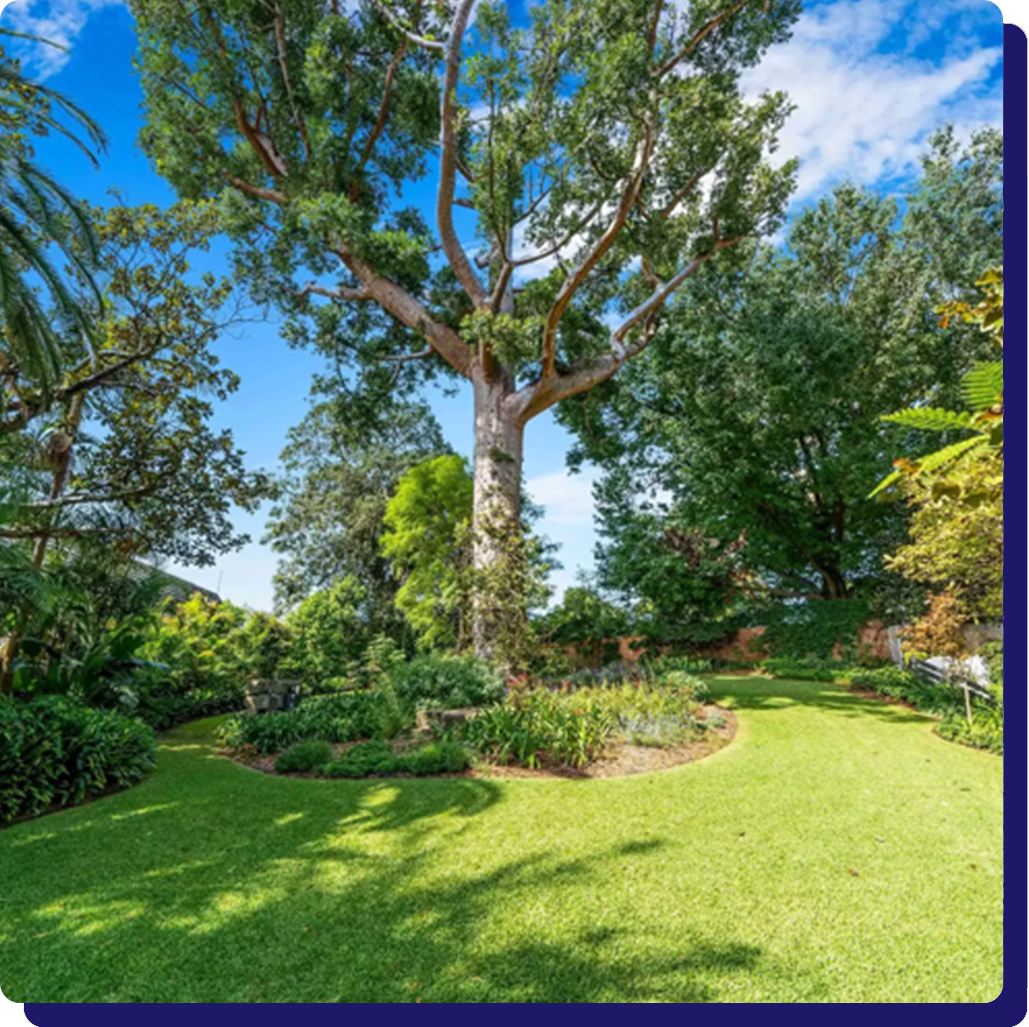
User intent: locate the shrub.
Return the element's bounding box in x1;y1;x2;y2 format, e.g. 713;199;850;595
0;697;156;825
587;681;705;747
275;740;334;773
402;741;472;774
761;599;871;660
218;691;409;754
456;689;615;769
936;705;1003;755
282;578;372;689
320;739;473;778
388;655;504;712
324;741;402;777
847;667;957;715
132;674;244;731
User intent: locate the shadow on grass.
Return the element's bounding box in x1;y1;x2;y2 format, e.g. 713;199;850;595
0;720;829;1003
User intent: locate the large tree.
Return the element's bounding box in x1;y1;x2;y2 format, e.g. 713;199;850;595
130;0;799;656
563;129;1002;614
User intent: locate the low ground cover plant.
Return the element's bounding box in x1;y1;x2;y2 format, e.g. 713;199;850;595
322;740;472;778
274;740;335;773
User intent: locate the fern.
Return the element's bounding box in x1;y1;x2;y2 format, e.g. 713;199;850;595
914;435;987;475
961;361;1003;413
881;408;972;432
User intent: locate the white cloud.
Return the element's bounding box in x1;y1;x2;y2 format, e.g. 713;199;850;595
526;466;598;526
741;0;1003;203
0;0;124;80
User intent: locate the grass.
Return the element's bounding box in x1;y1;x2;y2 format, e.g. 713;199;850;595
0;676;1002;1003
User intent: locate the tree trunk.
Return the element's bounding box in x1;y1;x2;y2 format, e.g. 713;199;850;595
470;373;524;664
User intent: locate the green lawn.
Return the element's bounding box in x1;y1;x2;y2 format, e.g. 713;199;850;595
0;676;1003;1003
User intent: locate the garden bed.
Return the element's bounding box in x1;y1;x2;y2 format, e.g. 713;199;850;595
224;703;736;781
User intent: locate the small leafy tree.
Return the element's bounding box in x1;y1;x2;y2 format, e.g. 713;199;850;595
284;577;372;686
0;202;272;690
265;392;449;626
381;455;474;651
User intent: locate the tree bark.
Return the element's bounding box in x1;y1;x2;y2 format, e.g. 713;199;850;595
470;372;524;663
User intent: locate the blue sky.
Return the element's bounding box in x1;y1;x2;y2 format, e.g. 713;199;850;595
0;0;1005;612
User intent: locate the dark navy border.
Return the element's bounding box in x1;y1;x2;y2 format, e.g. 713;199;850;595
991;15;1029;1027
19;10;1027;1027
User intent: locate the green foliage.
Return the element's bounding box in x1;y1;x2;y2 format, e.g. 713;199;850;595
323;741;401;778
936;706;1003;755
538;587;631;663
403;740;472;775
980;641;1003;690
586;678;707;748
389;655;504;712
761;600;871;661
882;409;972;432
0;37;106;393
761;657;844;682
874;265;1003;499
283;577;371;688
265;394;449;625
381;455;474;650
0;696;156;824
321;739;472;778
563;132;1002;611
218;691;409;755
456;672;707;768
0;201;273;567
140;594;251;694
274;740;333;774
457;689;615;769
846;666;1001;752
884;457;1003;623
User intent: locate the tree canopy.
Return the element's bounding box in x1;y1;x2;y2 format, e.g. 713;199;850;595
129;0;801;653
560;129;1002;622
0;201;272;566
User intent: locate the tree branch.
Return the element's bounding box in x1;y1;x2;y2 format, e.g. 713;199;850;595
437;0;488;308
511;235;748;424
655;0;749;78
272;4;311;161
373;0;445;52
296;282;372;303
540;121;656;377
658;165;710;219
336;249;473;378
223;173;288;205
359;41;408;170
